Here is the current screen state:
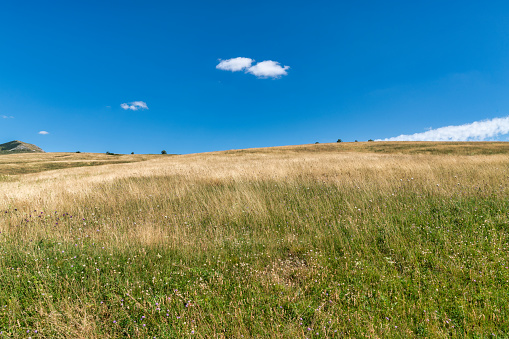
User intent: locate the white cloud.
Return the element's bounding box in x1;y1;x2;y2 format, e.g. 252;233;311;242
1;115;14;119
216;57;254;72
379;116;509;141
120;101;148;111
216;57;290;79
247;60;290;78
38;131;49;135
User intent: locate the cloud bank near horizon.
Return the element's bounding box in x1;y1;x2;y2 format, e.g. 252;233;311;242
379;116;509;141
121;101;148;111
216;57;289;78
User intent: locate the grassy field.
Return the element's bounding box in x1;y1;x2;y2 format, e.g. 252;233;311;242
0;152;159;176
0;142;508;338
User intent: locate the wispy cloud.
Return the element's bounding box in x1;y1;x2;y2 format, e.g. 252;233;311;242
379;116;509;141
38;131;49;135
1;115;14;119
120;101;148;111
216;57;290;79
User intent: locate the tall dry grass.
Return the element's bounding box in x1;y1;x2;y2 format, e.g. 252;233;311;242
0;142;508;337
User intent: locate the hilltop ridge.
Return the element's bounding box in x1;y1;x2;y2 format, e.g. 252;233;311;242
0;140;44;154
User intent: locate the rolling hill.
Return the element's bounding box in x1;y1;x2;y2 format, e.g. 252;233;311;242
0;140;44;154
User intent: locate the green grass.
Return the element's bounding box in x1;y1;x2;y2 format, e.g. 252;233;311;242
1;176;508;337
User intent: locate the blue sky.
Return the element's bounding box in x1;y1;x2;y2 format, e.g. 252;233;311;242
2;0;509;154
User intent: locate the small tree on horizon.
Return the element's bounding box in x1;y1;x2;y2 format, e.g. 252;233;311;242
337;139;342;143
161;150;167;154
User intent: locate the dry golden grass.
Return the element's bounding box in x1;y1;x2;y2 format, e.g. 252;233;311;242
1;142;507;250
223;140;509;155
0;152;158;176
0;141;508;337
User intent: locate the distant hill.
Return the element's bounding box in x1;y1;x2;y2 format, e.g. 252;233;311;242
0;140;45;154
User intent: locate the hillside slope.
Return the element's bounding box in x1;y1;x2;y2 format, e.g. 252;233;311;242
0;140;44;154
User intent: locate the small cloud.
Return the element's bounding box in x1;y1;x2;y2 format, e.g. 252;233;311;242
247;60;290;78
378;116;509;141
1;115;14;119
38;131;49;135
120;101;148;111
216;57;290;79
216;57;254;72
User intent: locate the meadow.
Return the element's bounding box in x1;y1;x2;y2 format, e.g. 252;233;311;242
0;141;508;338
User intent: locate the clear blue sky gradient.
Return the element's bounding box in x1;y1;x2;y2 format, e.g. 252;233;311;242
1;0;509;153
